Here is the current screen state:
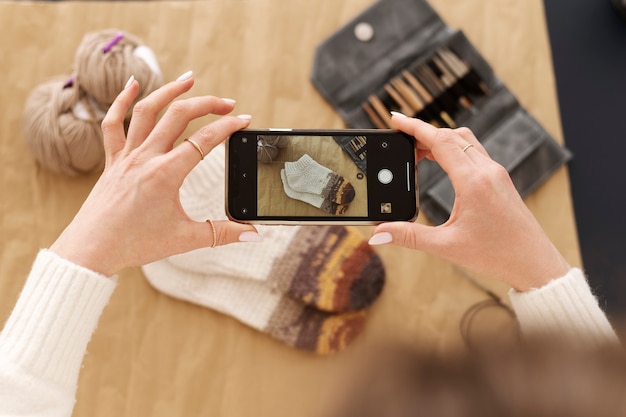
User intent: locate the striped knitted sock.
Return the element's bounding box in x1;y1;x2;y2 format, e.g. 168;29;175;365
142;254;366;354
170;144;385;313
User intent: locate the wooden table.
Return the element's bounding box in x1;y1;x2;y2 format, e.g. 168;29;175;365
0;1;580;415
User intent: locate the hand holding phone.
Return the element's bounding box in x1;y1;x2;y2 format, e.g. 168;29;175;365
226;129;418;224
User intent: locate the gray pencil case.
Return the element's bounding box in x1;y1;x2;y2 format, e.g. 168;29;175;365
311;0;572;225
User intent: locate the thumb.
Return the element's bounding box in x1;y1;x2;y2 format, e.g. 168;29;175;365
203;219;261;248
368;221;445;254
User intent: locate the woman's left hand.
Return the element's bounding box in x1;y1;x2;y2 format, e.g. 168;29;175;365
50;73;259;276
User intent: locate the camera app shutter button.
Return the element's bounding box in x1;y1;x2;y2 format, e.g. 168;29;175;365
377;169;393;184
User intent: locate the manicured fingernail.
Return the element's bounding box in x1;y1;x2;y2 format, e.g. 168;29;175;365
237;114;252;120
368;232;393;245
390;111;408;118
124;75;135;89
176;70;193;81
239;231;262;242
221;98;236;105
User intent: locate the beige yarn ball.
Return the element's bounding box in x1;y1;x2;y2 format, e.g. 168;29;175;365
22;77;105;176
257;135;289;163
21;29;165;176
74;29;164;110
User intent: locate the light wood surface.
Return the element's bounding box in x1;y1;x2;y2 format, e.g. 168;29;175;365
0;1;580;416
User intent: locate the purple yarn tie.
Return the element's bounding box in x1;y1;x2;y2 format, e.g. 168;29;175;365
102;32;124;53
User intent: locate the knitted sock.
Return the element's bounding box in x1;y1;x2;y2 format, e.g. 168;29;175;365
142;257;366;354
167;144;385;313
280;169;349;215
283;154;356;205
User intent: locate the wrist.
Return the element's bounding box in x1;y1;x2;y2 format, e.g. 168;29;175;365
49;227;119;277
512;258;572;292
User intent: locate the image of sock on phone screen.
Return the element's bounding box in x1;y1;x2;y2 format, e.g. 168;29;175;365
280;169;349;214
280;154;355;214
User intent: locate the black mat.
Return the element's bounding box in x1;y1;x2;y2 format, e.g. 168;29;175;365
544;0;626;316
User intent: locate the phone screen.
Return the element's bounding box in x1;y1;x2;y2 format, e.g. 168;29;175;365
226;129;418;224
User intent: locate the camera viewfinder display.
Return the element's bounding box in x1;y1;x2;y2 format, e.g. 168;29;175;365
256;135;368;217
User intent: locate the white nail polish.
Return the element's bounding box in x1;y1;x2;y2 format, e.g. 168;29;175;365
368;232;393;245
221;98;236;105
390;111;408;118
236;114;252;120
239;231;262;242
124;75;135;89
176;70;193;81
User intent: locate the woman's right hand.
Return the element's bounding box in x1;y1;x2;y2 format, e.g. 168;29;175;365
369;114;571;292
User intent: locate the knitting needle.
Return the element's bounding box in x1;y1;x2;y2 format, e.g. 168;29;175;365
384;84;414;116
362;101;388;129
368;94;394;128
390;77;441;127
431;55;474;110
439;48;490;95
403;69;455;128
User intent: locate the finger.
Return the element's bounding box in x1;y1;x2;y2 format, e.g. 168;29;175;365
124;74;195;152
100;77;139;161
368;221;449;256
171;114;251;175
454;126;489;158
391;113;439;150
146;96;237;153
201;219;261;248
391;115;474;183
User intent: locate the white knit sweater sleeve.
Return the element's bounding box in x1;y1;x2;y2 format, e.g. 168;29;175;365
0;249;116;417
509;267;619;346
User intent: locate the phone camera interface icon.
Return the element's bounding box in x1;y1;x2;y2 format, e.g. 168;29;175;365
380;202;392;214
377;168;393;184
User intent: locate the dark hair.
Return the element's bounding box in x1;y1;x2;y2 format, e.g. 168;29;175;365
331;337;626;417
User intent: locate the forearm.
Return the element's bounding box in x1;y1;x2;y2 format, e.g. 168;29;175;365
509;267;620;346
0;249;116;417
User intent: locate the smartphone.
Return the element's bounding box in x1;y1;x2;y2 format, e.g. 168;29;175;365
226;129;418;224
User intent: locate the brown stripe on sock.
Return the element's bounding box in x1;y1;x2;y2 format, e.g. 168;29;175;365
267;226;385;313
264;296;367;354
320;201;349;215
329;238;385;311
313;310;366;354
321;173;356;205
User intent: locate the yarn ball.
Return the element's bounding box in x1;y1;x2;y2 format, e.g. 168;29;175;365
22;77;105;176
21;29;165;176
257;136;289;163
74;29;164;111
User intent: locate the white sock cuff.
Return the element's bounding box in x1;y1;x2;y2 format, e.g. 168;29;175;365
284;153;317;175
